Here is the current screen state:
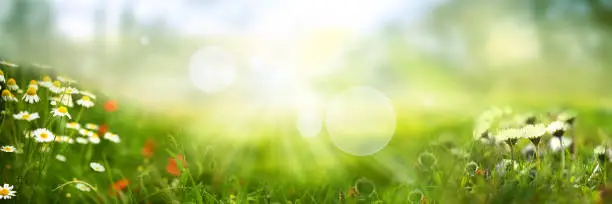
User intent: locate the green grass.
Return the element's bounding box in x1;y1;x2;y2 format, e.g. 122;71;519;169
3;60;612;203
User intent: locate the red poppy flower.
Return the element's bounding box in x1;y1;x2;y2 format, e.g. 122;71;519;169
142;139;155;158
166;154;187;176
109;179;129;196
99;124;109;135
104;100;118;112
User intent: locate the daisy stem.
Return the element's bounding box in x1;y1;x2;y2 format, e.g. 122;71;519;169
52;180;97;192
102;155;120;204
0;112;5;136
535;144;540;171
605;163;608;186
560;139;566;171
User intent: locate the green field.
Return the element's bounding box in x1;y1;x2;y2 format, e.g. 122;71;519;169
2;60;612;203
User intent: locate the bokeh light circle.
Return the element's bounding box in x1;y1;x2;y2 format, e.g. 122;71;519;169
188;46;237;94
325;86;396;156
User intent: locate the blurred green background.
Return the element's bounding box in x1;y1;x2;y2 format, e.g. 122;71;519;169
3;0;612;201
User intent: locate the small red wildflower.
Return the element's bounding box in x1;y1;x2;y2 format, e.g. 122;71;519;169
109;179;129;196
142;139;155;158
99;124;109;135
166;154;187;176
104;100;118;112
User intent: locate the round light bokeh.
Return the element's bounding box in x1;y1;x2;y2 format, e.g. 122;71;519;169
188;46;237;94
325;86;396;156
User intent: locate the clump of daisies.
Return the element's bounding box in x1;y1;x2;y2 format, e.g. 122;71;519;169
473;107;581;174
0;62;123;201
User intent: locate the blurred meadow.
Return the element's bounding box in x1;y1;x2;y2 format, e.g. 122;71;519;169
3;0;612;203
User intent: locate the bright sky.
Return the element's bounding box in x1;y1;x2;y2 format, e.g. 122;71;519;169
49;0;436;40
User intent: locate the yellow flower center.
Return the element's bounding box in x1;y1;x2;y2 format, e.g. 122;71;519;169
42;76;51;82
0;70;4;75
53;80;61;87
22;114;30;119
92;133;99;138
58;107;68;114
0;188;8;196
40;132;49;139
29;80;37;85
82;96;91;101
2;147;11;152
26;87;36;95
7;78;16;85
1;90;10;96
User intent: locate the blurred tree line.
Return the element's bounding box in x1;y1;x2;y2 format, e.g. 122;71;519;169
2;0;612;78
421;0;612;70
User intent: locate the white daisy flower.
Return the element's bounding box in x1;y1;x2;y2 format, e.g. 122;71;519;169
51;106;71;119
0;183;17;199
39;76;53;88
28;80;38;90
6;78;18;91
90;162;105;172
22;87;40;104
85;123;99;130
32;128;55;143
549;136;572;152
66;122;81;130
1;145;16;153
0;70;5;83
55;136;74;144
58;94;73;107
594;145;610;164
496;128;524;147
80;91;97;99
595;145;606;155
75;183;91;192
13;111;39;121
76;96;94;108
49;80;63;94
547;121;568;137
75;137;89;144
89;134;101;144
103;132;120;143
0;60;18;67
78;129;91;136
557;111;577;125
55;154;66;162
523;124;546;145
62;87;79;95
1;90;18;102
